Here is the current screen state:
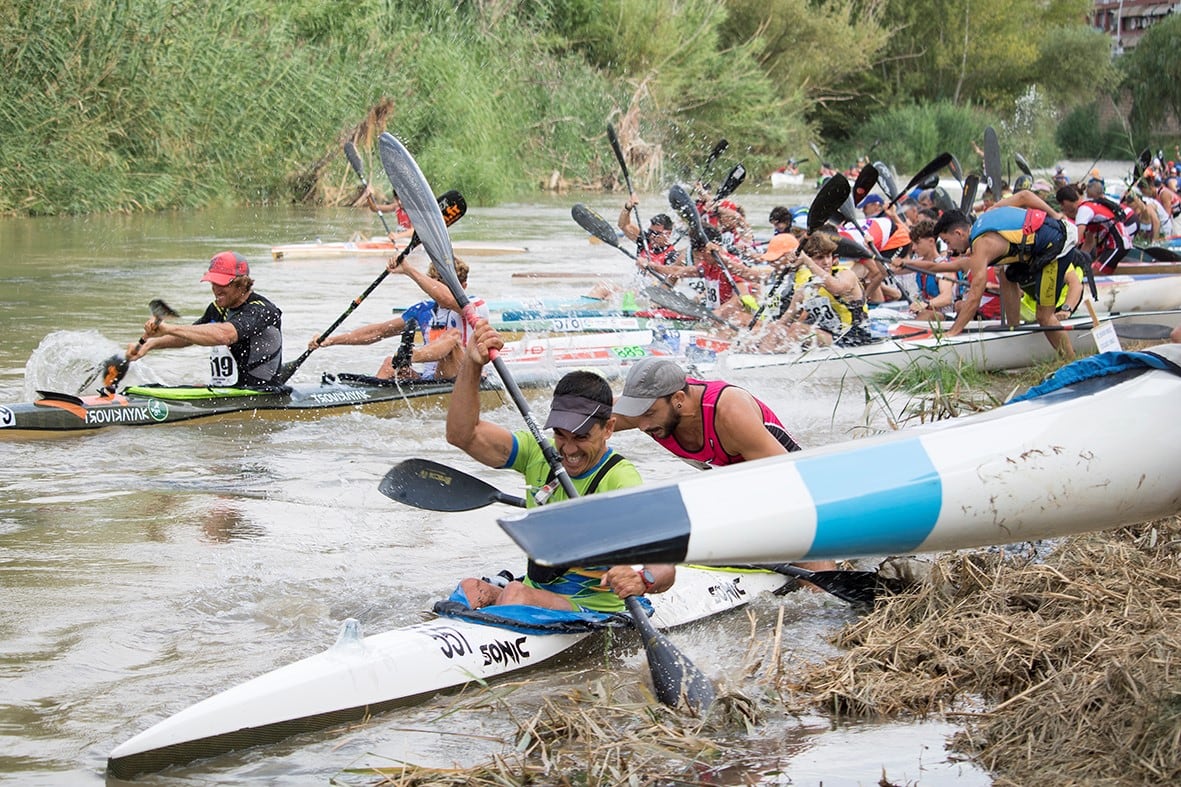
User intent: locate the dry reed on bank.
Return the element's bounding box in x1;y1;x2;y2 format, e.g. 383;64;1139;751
792;517;1181;786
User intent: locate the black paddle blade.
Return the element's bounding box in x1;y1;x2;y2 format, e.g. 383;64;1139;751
668;184;708;249
1135;148;1152;181
99;354;129;394
1144;246;1181;262
983;126;1002;202
834;236;882;262
713;163;746;202
873;161;899;200
1113;323;1173;341
948;153;964;184
807;173;851;232
851;164;879;206
1014;153;1032;177
380;458;509;512
916;172;941;190
344;141;367;181
148;299;179;321
626;596;716;714
761;564;880;611
960;174;980;214
571;204;621;247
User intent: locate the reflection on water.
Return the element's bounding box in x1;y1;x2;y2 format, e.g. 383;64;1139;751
0;201;989;785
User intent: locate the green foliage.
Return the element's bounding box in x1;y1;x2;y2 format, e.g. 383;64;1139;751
1055;104;1128;160
849;101;994;174
1120;15;1181;142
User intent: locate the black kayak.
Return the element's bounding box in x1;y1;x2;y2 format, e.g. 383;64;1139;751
0;373;504;437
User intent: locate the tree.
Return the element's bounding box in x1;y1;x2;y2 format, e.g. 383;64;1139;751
1120;14;1181;139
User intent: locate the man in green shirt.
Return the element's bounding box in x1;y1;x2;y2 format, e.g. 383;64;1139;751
445;319;675;612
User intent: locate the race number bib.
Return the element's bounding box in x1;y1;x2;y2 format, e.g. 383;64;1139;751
209;346;238;386
703;279;722;310
802;294;842;334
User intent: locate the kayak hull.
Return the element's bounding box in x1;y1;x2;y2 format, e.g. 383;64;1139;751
271;239;527;259
498;348;1181;568
690;310;1181;380
0;375;504;437
107;566;790;778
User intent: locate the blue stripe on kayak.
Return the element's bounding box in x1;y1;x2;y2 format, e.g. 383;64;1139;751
797;439;941;557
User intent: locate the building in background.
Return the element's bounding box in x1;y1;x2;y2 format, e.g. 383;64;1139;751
1091;0;1176;53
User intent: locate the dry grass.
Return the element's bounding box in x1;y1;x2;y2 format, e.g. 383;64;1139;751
791;517;1181;786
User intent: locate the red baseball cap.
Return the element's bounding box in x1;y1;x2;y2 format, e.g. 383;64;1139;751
201;251;250;286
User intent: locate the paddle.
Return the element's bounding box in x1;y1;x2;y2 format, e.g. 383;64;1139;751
886;152;953;210
346;141;395;238
643;285;740;330
668;183;744;301
983;126;1002;202
380;458;527;511
1143;246;1181;262
695;138;728;185
808;173;852;232
759;563;880;610
851;164;880;207
571;204;636;260
971;321;1171;339
607;123;653;260
1135;147;1152;182
712;163;746;203
81;299;180;395
1014;153;1033;178
379;132;715;714
873;161;899;202
960;173;980;215
948;154;964;185
276;189;467;384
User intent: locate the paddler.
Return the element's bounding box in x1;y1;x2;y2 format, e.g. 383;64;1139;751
933;190;1089;359
445;320;675;611
611;356;836;576
128;251;284;387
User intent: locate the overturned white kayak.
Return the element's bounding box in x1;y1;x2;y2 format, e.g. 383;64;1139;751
500;347;1181;568
107;565;791;779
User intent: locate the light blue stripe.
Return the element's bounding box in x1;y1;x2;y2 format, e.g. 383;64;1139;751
797;439;941;557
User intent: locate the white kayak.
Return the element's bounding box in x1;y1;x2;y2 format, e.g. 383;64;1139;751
687;310;1181;380
107;566;792;778
500;346;1181;568
271;237;528;260
770;171;805;188
498;327;709;385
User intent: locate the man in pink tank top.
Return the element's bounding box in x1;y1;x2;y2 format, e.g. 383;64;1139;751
613;358;834;575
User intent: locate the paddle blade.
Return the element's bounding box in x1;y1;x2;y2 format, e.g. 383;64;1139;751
873;161;899;201
1113;323;1173;340
1135;148;1152;181
380;458;507;512
983;127;1002;202
807;173;851;232
960;174;980;214
851;164;880;207
607;122;633;190
890;152;954;209
948;153;964;184
626;596;716;714
98;354;129;394
834;236;882;262
343;141;367;182
762;564;879;610
572;204;620;247
713;163;746;202
668;184;708;249
148;299;179;321
1014;153;1032;177
701;138;728;175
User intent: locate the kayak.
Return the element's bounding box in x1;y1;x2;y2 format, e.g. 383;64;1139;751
686;310;1181;380
499;346;1181;568
271;238;528;260
0;374;504;437
497;327;709;385
1094;273;1181;312
770;171;805;188
107;565;793;778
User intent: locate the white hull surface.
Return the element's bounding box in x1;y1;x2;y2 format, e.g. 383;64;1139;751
770;171;805;188
271;238;528;260
498;327;708;385
499;347;1181;569
107;567;790;778
689;311;1181;381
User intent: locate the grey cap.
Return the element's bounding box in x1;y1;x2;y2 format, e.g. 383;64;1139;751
613;357;687;417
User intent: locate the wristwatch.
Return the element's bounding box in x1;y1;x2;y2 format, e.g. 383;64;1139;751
631;564;656;592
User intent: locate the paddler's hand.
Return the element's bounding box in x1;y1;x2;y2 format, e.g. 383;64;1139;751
464;319;504;367
308;335;327;351
600;565;648;599
126;340;146;361
386;255;403;273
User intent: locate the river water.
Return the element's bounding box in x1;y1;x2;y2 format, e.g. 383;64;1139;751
0;191;991;784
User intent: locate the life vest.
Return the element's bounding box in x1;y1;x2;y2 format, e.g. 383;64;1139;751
969;207;1062;269
863;217;911;253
